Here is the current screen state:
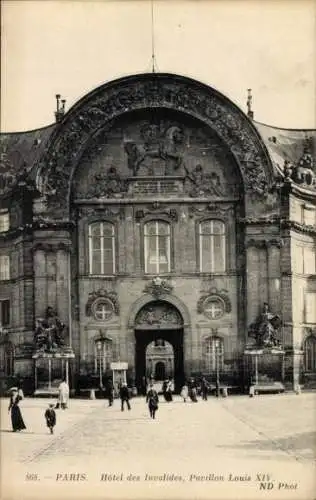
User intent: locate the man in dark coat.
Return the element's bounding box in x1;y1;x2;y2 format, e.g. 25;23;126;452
120;383;131;411
106;379;114;407
146;385;159;419
201;377;208;401
45;403;57;434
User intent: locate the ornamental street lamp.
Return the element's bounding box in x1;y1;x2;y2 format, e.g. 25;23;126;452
214;337;221;398
95;337;105;389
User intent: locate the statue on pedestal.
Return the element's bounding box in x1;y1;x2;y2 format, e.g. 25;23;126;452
34;307;66;352
248;303;282;348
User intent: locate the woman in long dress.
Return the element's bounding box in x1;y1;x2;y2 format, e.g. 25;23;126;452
8;388;26;432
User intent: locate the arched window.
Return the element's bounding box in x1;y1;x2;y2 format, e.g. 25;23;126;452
94;337;112;374
204;336;224;373
0;342;14;376
199;220;226;273
304;335;316;372
144;220;171;274
88;222;115;275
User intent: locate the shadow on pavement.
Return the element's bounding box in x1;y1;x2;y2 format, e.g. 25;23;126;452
216;431;316;460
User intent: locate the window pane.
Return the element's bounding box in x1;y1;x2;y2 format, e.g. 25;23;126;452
158;233;169;272
0;212;9;233
145;235;157;273
1;300;10;326
92;236;101;250
200;221;212;234
306;293;316;323
201;235;212;272
158;222;170;236
213;235;225;272
212;221;225;235
92;252;102;275
0;256;10;280
103;224;114;237
90;223;101;237
303;247;316;274
145;222;157;235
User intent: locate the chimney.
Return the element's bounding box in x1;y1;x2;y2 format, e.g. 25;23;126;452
247;89;254;120
55;94;66;123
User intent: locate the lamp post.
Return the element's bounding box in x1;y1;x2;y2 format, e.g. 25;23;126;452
214;338;221;398
96;339;104;389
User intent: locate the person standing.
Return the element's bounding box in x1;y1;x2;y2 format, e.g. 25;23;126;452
106;378;114;407
120;382;131;411
57;379;69;409
45;403;56;434
180;383;189;403
146;384;159;419
201;377;208;401
8;387;26;432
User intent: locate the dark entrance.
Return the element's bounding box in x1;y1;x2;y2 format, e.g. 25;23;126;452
134;300;184;393
155;361;166;380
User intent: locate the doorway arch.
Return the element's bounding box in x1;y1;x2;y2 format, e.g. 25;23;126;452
134;300;184;392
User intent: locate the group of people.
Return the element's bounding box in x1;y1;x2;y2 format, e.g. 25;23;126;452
180;377;210;403
8;379;70;435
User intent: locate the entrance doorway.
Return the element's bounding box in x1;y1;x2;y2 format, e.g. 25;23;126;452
155;361;166;380
134;300;184;392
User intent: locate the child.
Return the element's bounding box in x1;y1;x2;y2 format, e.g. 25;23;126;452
45;403;56;434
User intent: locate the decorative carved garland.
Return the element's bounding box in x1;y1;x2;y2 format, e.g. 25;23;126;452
85;289;120;317
197;287;232;315
143;277;173;298
38;74;274;217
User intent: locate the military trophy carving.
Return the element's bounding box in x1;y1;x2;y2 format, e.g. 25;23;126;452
248;302;282;349
33;307;74;396
34;307;67;353
244;303;285;393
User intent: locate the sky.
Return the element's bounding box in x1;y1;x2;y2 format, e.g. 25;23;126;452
1;0;315;132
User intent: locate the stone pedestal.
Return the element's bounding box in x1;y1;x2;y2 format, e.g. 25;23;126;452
244;347;285;390
32;348;75;396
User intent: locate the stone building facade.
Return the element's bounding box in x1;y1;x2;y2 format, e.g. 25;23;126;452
0;73;315;392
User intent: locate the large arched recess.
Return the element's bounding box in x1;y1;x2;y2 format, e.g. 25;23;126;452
37;73;274;218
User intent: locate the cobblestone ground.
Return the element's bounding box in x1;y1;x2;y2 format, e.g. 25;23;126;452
1;393;315;500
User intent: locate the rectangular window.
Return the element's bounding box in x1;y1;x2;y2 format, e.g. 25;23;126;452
144;221;170;274
303;206;316;227
0;299;10;326
305;293;316;324
88;223;115;275
303;247;316;275
199;220;226;273
0;210;9;233
205;337;224;372
0;255;10;280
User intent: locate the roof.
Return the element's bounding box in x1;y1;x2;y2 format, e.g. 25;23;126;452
0;124;56;176
254;122;316;174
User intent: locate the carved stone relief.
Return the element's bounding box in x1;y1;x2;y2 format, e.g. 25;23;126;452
135;301;183;327
38;75;273;216
143;277;174;298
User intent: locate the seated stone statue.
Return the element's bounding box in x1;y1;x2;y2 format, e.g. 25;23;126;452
248;303;281;348
34;307;66;352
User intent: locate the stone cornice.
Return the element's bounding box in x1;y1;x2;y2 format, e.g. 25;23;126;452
246;238;283;249
282;220;316;235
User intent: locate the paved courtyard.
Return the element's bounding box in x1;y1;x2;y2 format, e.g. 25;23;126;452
1;393;315;500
